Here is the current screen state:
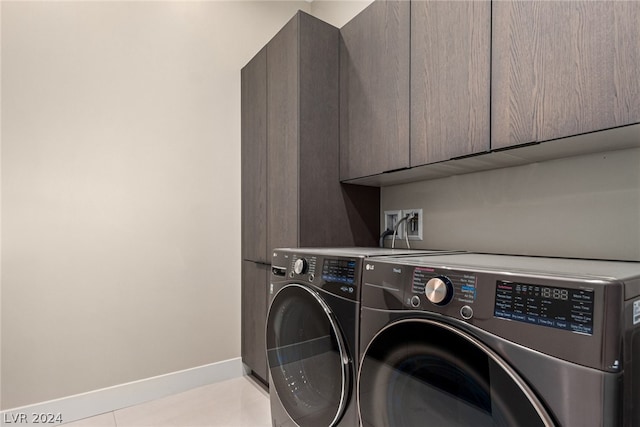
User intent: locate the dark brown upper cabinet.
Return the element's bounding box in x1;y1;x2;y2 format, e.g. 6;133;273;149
410;1;491;165
340;0;490;181
492;1;640;150
340;1;639;187
265;11;379;252
241;47;268;263
339;1;410;180
244;11;368;262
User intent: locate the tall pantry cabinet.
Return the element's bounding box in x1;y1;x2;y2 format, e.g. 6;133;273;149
241;11;379;384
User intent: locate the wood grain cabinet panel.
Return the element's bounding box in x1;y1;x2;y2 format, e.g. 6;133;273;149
492;1;640;149
241;48;268;263
267;16;299;252
266;11;379;251
241;261;269;384
410;1;490;165
340;0;410;180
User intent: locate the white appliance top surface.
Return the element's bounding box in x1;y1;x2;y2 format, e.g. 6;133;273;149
275;247;459;258
375;253;640;282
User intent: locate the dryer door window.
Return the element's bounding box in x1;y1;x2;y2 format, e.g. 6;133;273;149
358;319;555;427
266;284;350;427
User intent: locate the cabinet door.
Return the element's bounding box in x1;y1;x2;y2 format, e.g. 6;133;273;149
267;15;299;251
241;261;269;384
297;13;378;247
340;0;410;180
492;1;640;149
241;48;268;263
411;1;490;165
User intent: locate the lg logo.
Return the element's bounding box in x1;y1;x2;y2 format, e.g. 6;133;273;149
365;264;375;271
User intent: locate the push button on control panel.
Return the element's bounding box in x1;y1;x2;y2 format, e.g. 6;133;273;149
460;305;473;320
410;295;421;308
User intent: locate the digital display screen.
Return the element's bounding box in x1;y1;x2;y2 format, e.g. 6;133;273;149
322;258;356;285
494;281;594;335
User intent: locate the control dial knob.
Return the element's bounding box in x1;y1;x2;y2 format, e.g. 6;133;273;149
293;258;308;275
425;276;454;305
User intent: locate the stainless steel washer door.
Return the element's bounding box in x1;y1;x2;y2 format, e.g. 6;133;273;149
266;284;350;427
358;319;556;427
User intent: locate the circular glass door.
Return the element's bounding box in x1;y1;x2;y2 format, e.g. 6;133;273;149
266;284;350;427
358;319;555;427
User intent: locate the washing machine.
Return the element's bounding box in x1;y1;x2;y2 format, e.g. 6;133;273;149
358;253;640;427
266;248;460;427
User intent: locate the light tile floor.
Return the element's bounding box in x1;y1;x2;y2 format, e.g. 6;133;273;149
62;376;270;427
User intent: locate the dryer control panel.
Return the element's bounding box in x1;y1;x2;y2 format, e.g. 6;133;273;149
408;266;478;320
494;280;595;335
359;260;478;320
361;253;631;373
412;267;477;304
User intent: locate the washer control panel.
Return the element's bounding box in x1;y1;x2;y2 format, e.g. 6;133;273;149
272;250;361;301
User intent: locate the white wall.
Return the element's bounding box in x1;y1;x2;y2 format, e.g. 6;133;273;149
0;0;330;410
382;147;640;261
0;0;372;411
311;0;373;28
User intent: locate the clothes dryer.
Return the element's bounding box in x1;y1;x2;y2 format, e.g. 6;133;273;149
358;253;640;427
266;248;458;427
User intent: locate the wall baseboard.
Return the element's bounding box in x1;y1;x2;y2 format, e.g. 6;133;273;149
1;358;245;426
